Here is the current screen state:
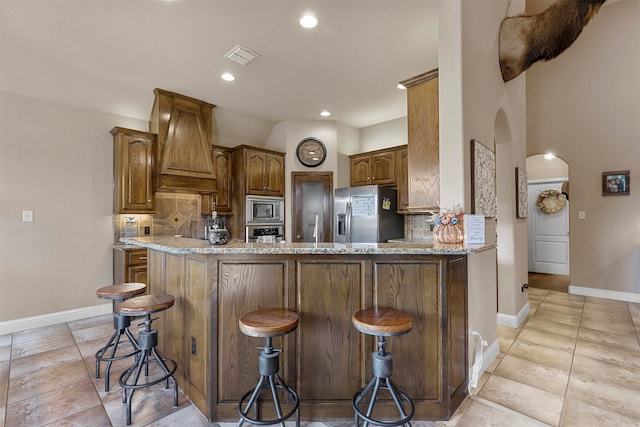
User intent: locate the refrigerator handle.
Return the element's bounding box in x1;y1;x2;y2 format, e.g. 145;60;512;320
346;202;352;244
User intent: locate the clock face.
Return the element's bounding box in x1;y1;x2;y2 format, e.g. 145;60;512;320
296;137;327;167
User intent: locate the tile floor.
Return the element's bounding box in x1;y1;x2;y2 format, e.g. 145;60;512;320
1;287;639;426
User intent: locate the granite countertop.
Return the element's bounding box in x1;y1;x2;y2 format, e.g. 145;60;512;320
119;236;495;255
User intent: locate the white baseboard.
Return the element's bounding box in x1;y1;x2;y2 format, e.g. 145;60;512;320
497;301;530;328
482;338;500;373
569;285;640;303
0;303;112;335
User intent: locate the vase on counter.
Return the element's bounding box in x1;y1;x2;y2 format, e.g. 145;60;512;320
433;223;464;244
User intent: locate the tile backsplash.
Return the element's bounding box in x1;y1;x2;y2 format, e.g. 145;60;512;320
114;192;223;243
404;213;436;241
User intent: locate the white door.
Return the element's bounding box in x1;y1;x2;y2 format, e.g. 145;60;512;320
527;180;570;275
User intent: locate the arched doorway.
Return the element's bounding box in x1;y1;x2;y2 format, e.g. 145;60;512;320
494;109;529;327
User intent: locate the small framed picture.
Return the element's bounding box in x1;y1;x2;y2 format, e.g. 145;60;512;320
602;170;630;196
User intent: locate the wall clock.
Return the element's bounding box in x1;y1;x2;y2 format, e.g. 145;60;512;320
296;137;327;167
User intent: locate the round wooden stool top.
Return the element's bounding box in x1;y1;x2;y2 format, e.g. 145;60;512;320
117;294;175;316
352;308;413;337
96;283;146;300
239;309;299;338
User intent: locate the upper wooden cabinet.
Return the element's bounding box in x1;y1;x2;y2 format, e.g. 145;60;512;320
149;88;217;193
401;69;439;211
234;146;285;197
111;127;156;214
200;146;233;215
349;146;404;187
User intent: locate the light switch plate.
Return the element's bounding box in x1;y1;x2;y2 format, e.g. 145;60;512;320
22;210;33;222
578;211;586;220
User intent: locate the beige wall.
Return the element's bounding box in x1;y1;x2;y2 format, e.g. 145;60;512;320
0;92;144;321
526;0;640;294
526;155;569;181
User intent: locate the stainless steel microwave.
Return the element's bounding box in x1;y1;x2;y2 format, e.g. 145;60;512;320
246;195;284;225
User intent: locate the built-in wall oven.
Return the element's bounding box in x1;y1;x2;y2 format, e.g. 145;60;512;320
245;195;285;242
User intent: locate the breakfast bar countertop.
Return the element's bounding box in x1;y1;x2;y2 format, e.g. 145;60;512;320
119;235;495;256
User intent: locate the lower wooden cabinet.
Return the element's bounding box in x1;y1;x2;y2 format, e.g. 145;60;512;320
148;251;468;421
112;247;148;284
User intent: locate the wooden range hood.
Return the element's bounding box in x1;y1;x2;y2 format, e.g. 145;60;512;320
149;88;217;193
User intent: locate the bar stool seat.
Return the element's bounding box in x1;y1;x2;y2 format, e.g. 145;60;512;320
238;309;300;426
118;294;178;425
94;283;146;392
352;308;415;427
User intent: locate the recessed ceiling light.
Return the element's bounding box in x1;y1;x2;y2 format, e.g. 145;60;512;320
300;14;318;29
221;72;235;82
396;83;406;90
320;110;331;117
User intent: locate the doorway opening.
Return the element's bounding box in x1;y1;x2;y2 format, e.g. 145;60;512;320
291;172;333;243
526;154;570;291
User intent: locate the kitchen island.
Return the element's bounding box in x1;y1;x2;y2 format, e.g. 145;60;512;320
120;236;494;421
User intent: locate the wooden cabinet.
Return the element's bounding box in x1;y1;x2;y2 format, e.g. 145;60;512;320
349;148;397;186
230;146;285;241
201;146;233;215
241;148;285;196
149;88;217;193
112;247;148;284
401;69;439;211
111;127;156;214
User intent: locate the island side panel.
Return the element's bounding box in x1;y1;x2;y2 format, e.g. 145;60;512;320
446;255;468;416
216;258;293;409
296;258;367;418
373;258;442;400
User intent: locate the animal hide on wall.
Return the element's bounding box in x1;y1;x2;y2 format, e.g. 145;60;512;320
499;0;608;82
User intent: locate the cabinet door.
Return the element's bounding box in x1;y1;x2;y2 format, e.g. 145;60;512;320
245;150;267;195
350;154;371;186
407;76;439;209
265;153;285;196
201;147;233;214
112;128;156;213
371;151;396;185
397;147;409;211
128;265;147;284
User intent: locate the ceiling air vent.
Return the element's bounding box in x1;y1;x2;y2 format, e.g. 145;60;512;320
224;45;260;65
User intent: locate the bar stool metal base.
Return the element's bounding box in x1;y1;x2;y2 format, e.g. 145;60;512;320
95;309;140;392
238;337;300;427
353;336;414;427
119;314;178;426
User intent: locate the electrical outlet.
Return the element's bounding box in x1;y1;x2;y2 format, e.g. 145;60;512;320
191;337;197;355
144;226;150;235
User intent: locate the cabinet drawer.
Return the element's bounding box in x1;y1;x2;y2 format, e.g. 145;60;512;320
128;249;148;266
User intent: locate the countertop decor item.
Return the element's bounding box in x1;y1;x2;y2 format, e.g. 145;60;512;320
433;203;464;244
536;188;566;214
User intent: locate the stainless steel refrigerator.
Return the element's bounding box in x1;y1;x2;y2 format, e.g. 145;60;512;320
334;185;404;243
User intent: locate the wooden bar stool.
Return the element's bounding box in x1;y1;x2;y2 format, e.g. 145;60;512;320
94;283;146;392
238;308;300;426
352;308;415;427
118;294;178;425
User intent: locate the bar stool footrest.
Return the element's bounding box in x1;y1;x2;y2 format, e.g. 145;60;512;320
353;379;415;427
238;374;300;426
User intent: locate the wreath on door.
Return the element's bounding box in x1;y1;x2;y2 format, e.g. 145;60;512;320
536;188;567;214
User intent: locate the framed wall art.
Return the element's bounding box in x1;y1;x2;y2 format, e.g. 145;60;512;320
470;139;496;217
515;167;528;218
602;170;630;196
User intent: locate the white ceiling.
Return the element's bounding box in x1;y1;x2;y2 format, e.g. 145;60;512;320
0;1;442;129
